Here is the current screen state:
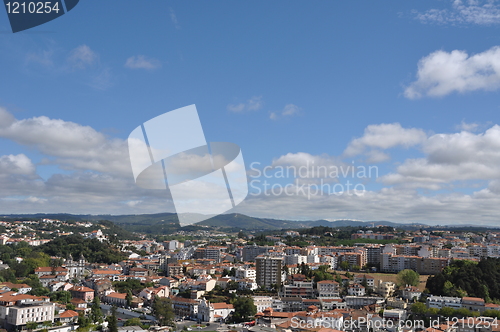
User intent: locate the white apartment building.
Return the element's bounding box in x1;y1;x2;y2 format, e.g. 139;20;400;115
235;267;256;282
252;296;274;312
426;295;462;309
317;280;340;298
7;302;55;327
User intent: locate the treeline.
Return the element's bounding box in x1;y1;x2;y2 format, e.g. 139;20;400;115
426;258;500;301
0;234;125;281
37;234;126;264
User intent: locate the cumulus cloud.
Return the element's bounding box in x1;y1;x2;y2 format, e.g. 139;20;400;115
414;0;500;25
125;55;162;70
344;123;427;158
405;46;500;98
379;125;500;190
456;120;481;132
0;108;130;176
270;104;301;120
227;96;263;112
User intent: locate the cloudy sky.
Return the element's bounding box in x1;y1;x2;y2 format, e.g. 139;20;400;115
2;0;500;225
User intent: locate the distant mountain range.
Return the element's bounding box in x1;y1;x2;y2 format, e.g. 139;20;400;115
0;212;488;232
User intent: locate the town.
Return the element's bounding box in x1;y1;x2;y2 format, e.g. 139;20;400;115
0;217;496;332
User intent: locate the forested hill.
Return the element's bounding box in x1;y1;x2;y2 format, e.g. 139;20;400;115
426;258;500;301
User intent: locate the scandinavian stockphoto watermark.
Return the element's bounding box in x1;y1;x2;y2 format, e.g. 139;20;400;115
3;0;80;33
248;161;379;199
127;105;249;226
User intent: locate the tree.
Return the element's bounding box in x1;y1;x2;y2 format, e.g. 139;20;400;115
78;312;91;328
411;302;427;316
26;321;38;332
231;297;257;323
125;317;145;328
107;306;118;332
152;296;175;327
90;296;104;323
397;269;420;287
126;290;133;307
438;306;455;318
339;261;350;271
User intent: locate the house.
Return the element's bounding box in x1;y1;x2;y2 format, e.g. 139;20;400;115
317;280;340;298
139;286;169;302
103;293;127;307
58;309;79;324
69;286;94;302
197;299;234;322
91;269;121;281
0;283;32;294
348;283;365;296
39;273;68;287
171;296;200;319
35;267;67;278
128;268;148;277
159;277;178;288
401;285;421;301
354;275;375;289
70;298;88;313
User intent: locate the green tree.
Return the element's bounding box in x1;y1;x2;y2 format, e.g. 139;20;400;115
411;302;427;316
126;290;133;307
230;297;257;323
438;306;455;318
152;296;175;327
90;296;104;323
107;306;118;332
397;269;420;287
124;317;144;328
339;261;350;271
26;321;38;332
78;312;91;328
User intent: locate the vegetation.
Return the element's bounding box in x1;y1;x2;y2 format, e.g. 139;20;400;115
90;297;104;324
152;296;175;327
426;258;500;301
107;306;118;332
229;297;256;323
397;269;420;287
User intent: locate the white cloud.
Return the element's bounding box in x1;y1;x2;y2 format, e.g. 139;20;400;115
405;46;500;98
270;104;301;120
344;123;427;157
456;120;481;132
379;125;500;189
170;8;180;29
414;0;500;25
0;154;37;177
227;96;263;113
26;49;54;68
0;108;130;176
67;45;97;70
125;55;162;70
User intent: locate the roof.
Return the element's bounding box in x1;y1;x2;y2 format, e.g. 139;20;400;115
462;297;485;303
59;310;79;318
70;286;94;293
35;267;67;273
106;292;127;299
211;303;234;309
92;269;120;275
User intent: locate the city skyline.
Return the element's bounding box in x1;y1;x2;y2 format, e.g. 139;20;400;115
1;1;500;224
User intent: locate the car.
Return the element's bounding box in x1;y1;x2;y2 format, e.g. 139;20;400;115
187;328;192;331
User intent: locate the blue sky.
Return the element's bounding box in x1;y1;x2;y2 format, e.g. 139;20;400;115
2;0;500;224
